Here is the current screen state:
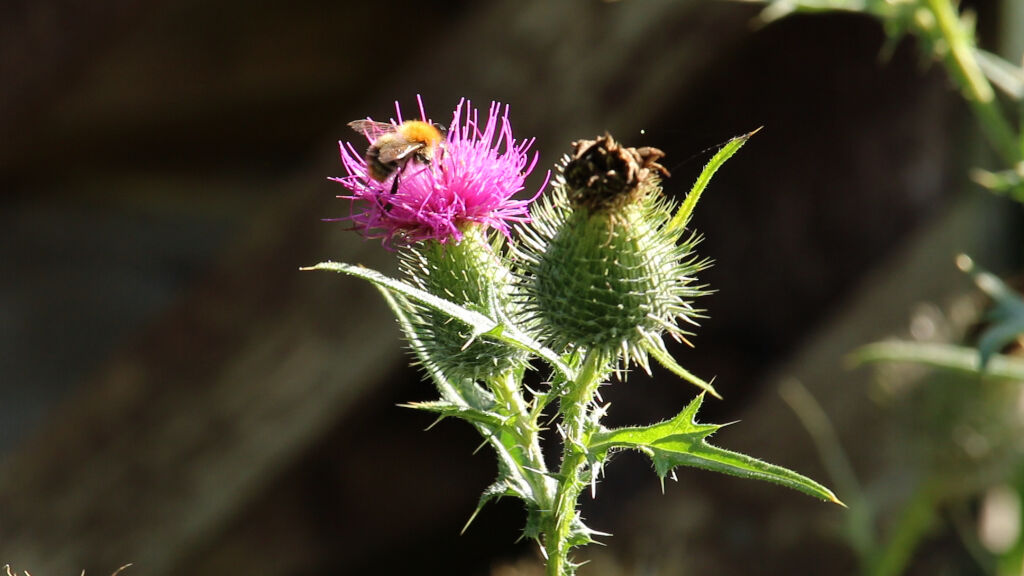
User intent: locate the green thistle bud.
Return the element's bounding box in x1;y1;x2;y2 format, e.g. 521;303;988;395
517;134;709;371
400;226;528;382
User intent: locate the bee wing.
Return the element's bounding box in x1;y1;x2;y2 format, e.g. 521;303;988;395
376;141;426;164
348;119;398;140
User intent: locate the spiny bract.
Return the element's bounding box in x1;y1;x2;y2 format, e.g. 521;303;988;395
400;228;529;382
516;135;710;372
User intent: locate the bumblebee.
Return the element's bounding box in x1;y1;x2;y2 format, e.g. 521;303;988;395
348;119;445;190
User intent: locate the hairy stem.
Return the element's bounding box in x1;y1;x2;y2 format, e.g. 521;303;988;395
492;371;554;510
545;351;606;576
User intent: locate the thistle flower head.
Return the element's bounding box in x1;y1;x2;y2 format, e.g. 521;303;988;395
333;97;548;247
517;134;710;373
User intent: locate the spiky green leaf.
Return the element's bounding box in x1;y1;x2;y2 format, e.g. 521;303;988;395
309;260;497;329
463;479;528;534
378;285;480;409
666;128;760;235
400;400;506;428
384;286;545;536
381;285;538;531
589;394;842;504
642;339;721;398
303;261;575;380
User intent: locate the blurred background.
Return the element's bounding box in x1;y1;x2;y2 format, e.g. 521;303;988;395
2;0;1023;574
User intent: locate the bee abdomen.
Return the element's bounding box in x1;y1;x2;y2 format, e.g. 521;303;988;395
365;145;396;182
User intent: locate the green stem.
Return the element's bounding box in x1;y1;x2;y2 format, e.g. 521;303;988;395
923;0;1021;166
545;351;606;576
867;482;939;576
492;371;553;511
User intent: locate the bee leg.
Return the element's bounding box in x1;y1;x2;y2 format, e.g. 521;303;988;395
390;158;416;195
377;173;401;214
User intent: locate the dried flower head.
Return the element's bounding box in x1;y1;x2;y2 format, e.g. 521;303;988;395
564;132;669;212
333;97;547;246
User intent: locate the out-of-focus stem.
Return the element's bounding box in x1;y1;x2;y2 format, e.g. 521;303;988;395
868;483;940;576
924;0;1021;166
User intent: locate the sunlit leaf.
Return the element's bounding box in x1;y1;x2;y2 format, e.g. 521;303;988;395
642;339;722;398
303;261;575;380
400;400;506;428
666;128;760;235
379;287;545;535
589;394;843;504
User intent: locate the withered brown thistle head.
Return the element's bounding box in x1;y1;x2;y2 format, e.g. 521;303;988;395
563;132;669;211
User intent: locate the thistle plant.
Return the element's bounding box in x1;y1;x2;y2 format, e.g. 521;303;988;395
306;97;842;574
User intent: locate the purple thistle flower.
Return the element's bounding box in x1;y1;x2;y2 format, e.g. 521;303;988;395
332;97;548;246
